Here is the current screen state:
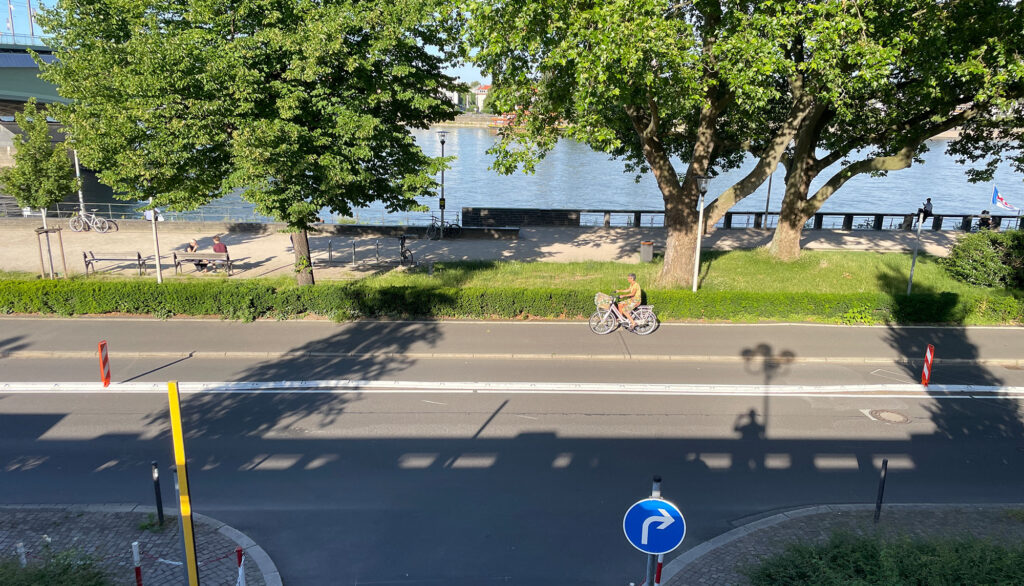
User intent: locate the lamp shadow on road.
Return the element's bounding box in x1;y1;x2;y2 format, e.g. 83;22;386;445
141;321;444;439
876;266;1024;442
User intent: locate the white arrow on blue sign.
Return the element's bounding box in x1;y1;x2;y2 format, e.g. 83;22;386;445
623;498;686;555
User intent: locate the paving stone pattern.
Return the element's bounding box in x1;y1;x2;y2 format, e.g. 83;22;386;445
0;505;265;585
664;505;1024;586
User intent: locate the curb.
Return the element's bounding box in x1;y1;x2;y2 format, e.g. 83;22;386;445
0;504;282;586
658;502;1024;585
1;349;1022;367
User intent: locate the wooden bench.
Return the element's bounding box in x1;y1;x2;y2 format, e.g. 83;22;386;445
83;251;146;276
173;251;233;275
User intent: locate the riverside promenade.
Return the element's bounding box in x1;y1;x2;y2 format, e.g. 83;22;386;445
0;218;961;279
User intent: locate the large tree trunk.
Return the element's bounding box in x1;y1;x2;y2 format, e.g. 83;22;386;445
660;190;698;287
293;229;315;286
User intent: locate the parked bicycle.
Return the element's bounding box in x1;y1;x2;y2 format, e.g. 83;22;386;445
68;209;117;233
589;292;658;335
425;214;461;240
399;234;415;266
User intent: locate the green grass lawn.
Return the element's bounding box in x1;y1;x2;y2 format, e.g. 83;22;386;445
361;250;1009;298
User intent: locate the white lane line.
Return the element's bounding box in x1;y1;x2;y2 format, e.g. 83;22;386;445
1;380;1024;398
421;400;447;405
860;409;878;421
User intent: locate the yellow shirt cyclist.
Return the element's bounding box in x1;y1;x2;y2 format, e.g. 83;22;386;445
615;273;642;329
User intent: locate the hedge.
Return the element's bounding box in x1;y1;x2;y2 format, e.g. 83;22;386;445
942;230;1024;288
0;278;1020;324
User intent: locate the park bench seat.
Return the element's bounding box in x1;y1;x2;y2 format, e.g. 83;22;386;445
173;251;232;275
83;251;146;276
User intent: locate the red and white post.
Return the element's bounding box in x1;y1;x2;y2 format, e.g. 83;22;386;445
236;546;247;586
653;553;664;585
921;344;935;386
132;541;142;586
98;340;111;388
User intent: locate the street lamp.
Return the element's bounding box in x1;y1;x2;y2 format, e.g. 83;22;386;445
691;175;710;293
437;130;448;241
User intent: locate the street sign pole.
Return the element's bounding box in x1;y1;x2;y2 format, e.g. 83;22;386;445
624;475;685;585
168;381;200;585
644;476;662;586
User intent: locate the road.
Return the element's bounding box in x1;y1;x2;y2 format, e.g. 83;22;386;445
2;318;1024;585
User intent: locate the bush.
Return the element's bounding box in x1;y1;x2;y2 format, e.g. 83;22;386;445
942;230;1024;288
0;550;109;586
746;532;1024;585
0;278;1020;324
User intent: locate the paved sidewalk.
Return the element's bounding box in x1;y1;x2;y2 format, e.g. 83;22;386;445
0;218;961;278
0;504;280;585
659;503;1024;586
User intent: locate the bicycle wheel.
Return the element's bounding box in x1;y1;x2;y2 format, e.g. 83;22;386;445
447;223;462;238
401;249;414;266
589;310;617;335
426;223;440;240
632;308;659;336
93;217;111;233
68;215;85;232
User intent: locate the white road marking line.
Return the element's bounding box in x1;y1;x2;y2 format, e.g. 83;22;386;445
869;368;909;382
1;380;1023;399
860;409;878;421
421;400;447;405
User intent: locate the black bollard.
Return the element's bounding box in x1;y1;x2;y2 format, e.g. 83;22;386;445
152;461;165;526
874;458;888;523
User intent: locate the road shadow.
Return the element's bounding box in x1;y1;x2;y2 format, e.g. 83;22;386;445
877;267;1023;443
137;322;444;438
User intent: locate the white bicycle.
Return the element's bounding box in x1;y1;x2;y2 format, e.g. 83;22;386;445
588;293;659;335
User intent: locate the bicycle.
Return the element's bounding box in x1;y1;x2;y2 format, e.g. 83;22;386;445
588;292;659;335
68;209;115;233
425;214;461;240
398;234;415;266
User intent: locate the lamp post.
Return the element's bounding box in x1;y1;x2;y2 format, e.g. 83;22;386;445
438;130;448;240
691;175;710;293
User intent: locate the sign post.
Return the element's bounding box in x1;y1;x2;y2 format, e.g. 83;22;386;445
168;381;200;585
624;476;686;585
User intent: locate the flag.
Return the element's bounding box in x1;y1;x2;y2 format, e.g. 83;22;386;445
992;187;1020;212
236;555;247;586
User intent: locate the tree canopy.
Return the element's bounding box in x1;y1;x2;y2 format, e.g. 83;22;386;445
0;98;78;218
38;0;464;284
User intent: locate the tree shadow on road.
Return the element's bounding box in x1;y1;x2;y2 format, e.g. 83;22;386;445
142;321;444;438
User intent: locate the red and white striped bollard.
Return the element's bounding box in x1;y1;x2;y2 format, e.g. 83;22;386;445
921;344;935;386
98;340;111;388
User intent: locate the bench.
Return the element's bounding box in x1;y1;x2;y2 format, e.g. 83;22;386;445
83;251;146;276
173;251;233;275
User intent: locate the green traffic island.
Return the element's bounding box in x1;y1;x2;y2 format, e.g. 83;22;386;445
0;248;1021;324
746;531;1024;586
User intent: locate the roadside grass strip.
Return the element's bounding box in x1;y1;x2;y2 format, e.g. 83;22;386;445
2;380;1024;398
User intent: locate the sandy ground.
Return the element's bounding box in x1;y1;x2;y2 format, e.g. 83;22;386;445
1;218;961;279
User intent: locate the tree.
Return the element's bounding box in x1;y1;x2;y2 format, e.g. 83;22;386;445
704;0;1024;260
0;98;78;227
466;0;890;287
38;0;464;285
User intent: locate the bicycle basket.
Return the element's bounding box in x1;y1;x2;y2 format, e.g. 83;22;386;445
594;292;614;310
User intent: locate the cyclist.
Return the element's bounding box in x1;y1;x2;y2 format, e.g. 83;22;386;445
615;273;642;330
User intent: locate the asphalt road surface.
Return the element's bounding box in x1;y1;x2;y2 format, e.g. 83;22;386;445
2;318;1023;585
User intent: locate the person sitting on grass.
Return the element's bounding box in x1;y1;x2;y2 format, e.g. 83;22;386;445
615;273;642;331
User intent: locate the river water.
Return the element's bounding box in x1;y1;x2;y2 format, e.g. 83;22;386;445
351;126;1023;227
27;126;1022;227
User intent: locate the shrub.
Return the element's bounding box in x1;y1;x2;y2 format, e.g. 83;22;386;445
0;550;109;586
942;231;1024;288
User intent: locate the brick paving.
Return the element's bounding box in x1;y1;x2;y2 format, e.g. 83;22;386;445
662;504;1024;586
0;504;269;585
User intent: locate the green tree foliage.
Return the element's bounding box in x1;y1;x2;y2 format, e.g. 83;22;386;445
709;0;1024;260
942;230;1024;289
37;0;464;285
465;0;896;287
0;98;78;223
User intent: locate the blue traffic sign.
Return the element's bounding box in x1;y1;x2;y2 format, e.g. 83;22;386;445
623;498;686;555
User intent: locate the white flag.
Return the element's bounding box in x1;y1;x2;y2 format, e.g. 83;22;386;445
235;555;247;586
